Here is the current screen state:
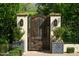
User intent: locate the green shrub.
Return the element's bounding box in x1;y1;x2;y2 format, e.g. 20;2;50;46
0;44;9;53
9;47;23;56
53;27;65;40
67;47;74;53
0;36;9;54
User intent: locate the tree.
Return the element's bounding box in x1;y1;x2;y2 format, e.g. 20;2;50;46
36;3;61;15
0;3;23;50
37;3;79;43
18;3;38;15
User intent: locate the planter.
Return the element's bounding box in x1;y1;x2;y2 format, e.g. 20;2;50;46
52;42;64;53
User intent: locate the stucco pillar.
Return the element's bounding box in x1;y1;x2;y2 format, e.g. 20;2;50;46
50;13;61;50
17;13;28;52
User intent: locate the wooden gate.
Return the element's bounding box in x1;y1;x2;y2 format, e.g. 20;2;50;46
28;16;50;51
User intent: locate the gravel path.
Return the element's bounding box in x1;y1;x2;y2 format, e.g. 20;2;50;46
22;51;79;56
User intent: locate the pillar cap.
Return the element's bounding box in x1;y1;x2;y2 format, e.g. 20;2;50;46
50;12;61;16
17;13;27;16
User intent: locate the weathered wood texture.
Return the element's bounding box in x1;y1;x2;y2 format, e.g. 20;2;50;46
28;16;50;51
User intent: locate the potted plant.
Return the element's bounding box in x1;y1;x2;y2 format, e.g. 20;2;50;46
53;27;65;41
51;27;65;53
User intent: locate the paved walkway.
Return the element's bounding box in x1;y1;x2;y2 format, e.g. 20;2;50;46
22;51;79;56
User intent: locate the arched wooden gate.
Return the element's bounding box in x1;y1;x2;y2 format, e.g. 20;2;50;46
28;16;50;51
